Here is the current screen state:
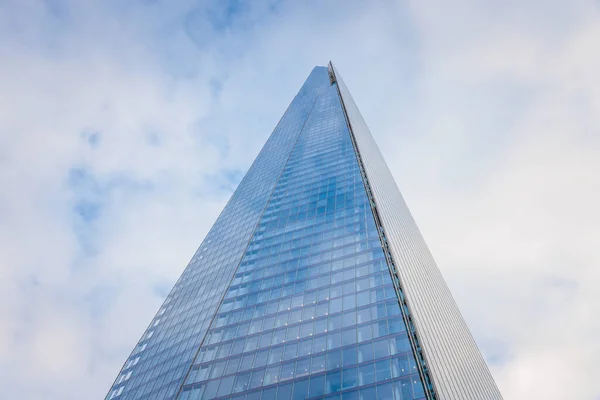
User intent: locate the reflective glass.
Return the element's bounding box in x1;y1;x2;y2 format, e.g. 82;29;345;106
107;67;425;400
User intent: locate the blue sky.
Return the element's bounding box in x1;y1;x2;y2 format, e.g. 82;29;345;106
1;0;599;399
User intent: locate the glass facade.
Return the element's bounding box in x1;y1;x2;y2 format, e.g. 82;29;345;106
177;71;425;400
107;64;502;400
106;68;331;400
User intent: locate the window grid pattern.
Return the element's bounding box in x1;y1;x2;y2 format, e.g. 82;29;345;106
106;68;330;400
177;80;426;399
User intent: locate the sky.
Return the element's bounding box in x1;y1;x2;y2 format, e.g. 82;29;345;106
0;0;599;399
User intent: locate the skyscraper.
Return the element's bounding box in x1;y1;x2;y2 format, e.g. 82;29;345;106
106;63;502;400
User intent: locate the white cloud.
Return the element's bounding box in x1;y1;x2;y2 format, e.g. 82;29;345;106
0;0;598;399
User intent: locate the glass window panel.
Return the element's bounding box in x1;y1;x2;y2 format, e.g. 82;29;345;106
386;300;401;316
343;268;356;281
223;326;236;341
271;288;282;301
302;305;316;320
273;328;286;345
201;346;217;363
374;338;391;359
263;316;276;331
286;325;300;341
248;368;265;390
314;318;328;335
283;343;298;361
283;283;295;296
195;365;211;383
331;272;344;285
372;304;387;320
375;359;392;382
342;388;359;400
313;336;327;354
372;288;386;303
356;277;370;292
300;321;314;337
231;339;246;355
210;360;227;379
388;317;404;335
359;385;377;400
385;286;396;300
304;291;317;304
356;291;370;308
342;366;358;390
394;334;411;354
257;292;270;304
217;376;235;397
357;324;372;343
262;386;277;399
342;346;358;367
297;338;312;357
376;382;394;399
327;331;342;350
276;312;289;328
343;294;356;311
391;354;410;378
291;295;304;309
413;375;426;398
328;314;342;331
296;358;311;378
202;379;220;399
264;365;280;385
259;332;273;348
239;353;255;371
356;307;371;324
316;302;329;317
218;343;232;359
343;281;356;295
395;378;413;400
342;310;357;327
269;346;284;365
280;361;296;381
182;386;203;400
358;342;374;363
292;378;309;399
246;390;261;400
330;298;343;314
245;335;260;353
356;264;370;277
311;354;326;373
325;370;341;394
255;349;269;368
358;363;375;386
225;356;241;375
326;350;342;370
289;310;302;324
249;320;262;335
308;374;325;398
277;382;293;400
372;320;388;338
318;287;330;302
342;327;357;346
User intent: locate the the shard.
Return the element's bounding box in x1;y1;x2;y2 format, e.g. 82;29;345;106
106;63;503;400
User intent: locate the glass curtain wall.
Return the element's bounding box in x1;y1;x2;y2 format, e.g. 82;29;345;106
107;69;329;400
178;69;426;400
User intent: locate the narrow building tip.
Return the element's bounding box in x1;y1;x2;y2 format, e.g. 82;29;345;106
327;62;336;85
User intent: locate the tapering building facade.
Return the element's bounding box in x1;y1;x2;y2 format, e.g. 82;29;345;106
107;64;502;400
